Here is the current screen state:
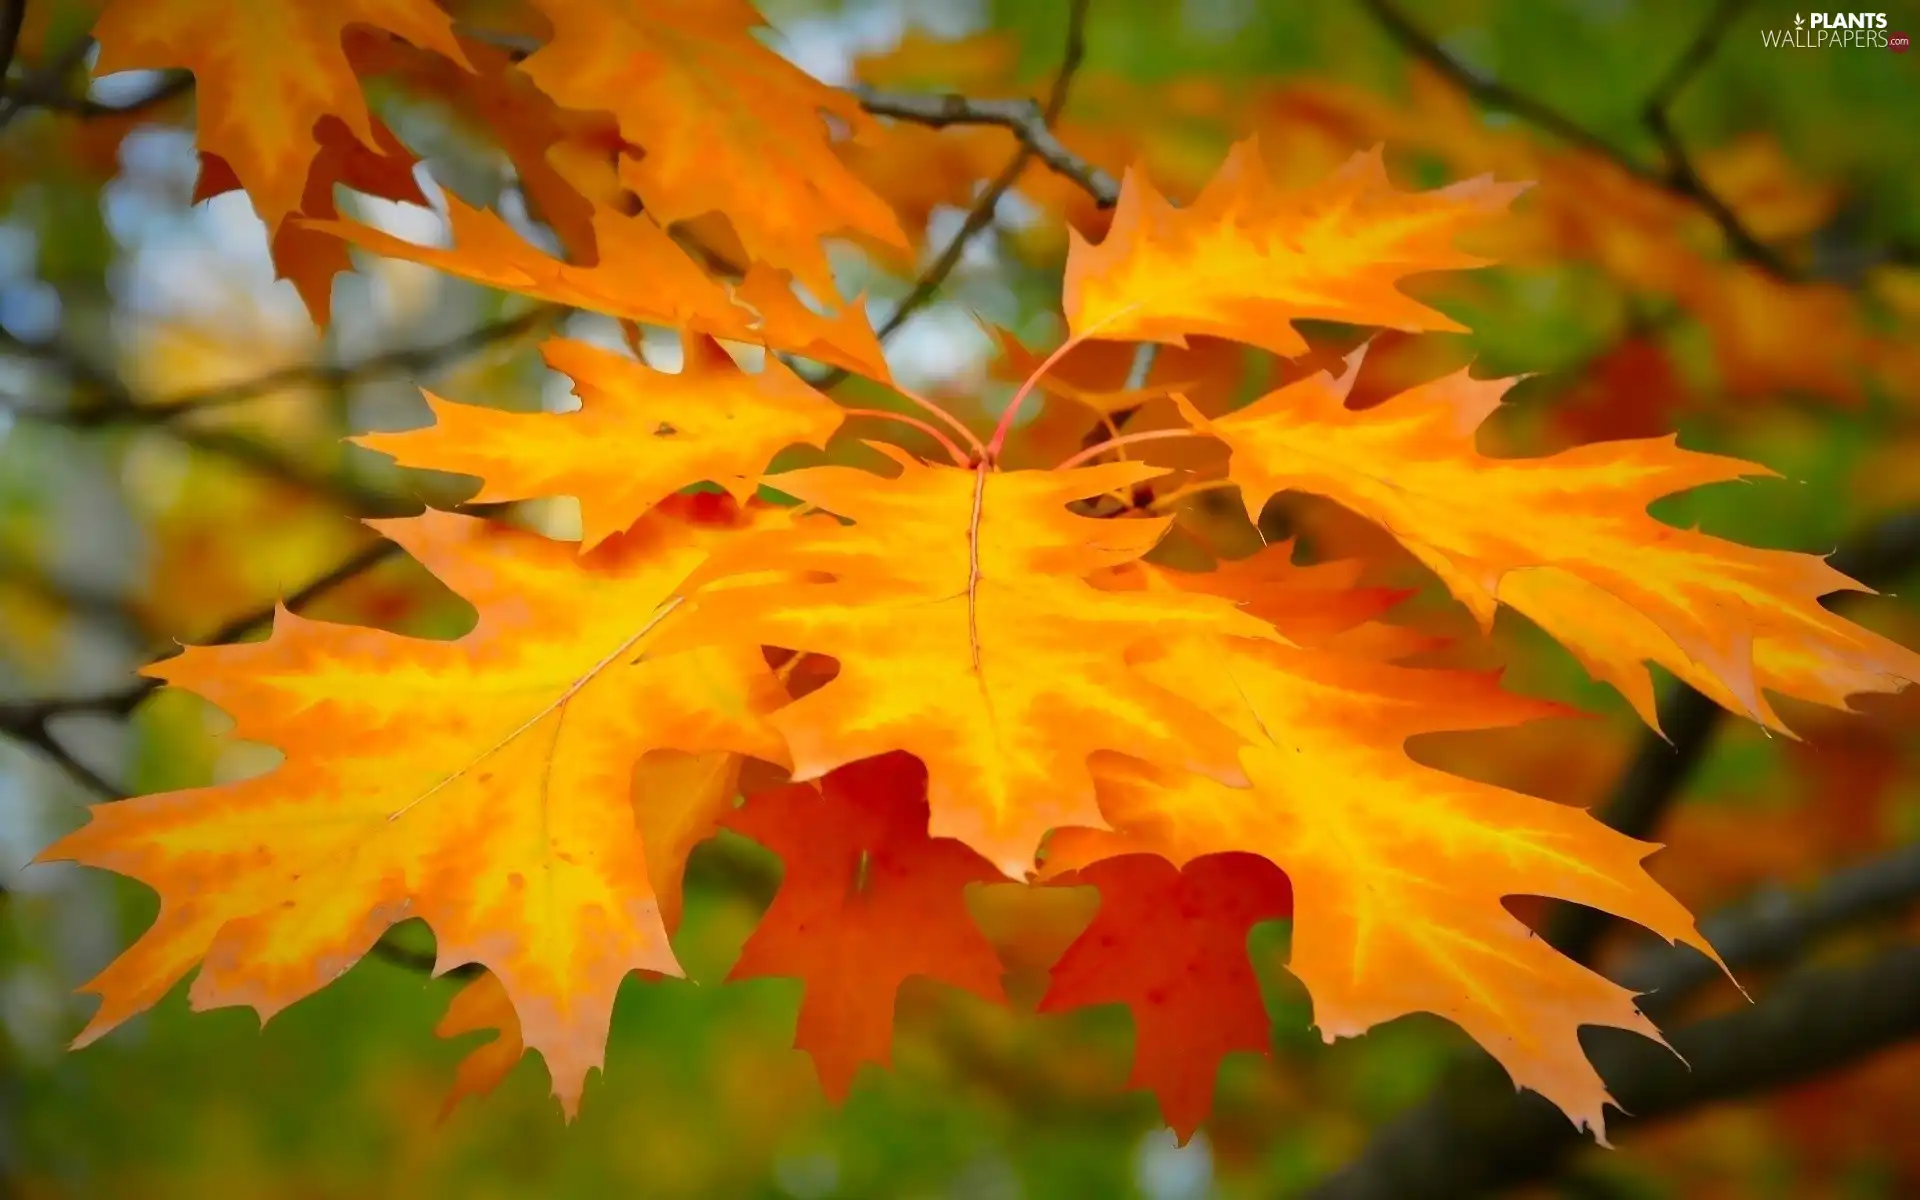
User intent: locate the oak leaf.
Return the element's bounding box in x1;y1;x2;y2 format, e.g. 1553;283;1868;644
436;970;525;1119
724;753;1006;1099
306;198;891;381
1047;637;1719;1138
1171;352;1920;731
1038;852;1294;1141
88;0;468;237
1063;139;1525;357
36;502;788;1116
662;447;1279;876
519;0;908;301
358;334;845;550
193;113;424;325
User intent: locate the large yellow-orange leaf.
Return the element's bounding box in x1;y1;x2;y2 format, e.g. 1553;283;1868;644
37;503;788;1117
357;334;845;549
1063;140;1525;357
89;0;467;236
1048;637;1720;1139
1173;353;1920;732
661;447;1280;876
305;198;891;382
519;0;908;302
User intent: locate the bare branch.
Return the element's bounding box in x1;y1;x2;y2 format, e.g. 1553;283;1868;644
1619;839;1920;1003
2;307;556;428
0;31;92;130
808;0;1100;393
852;86;1119;208
1306;943;1920;1199
1356;0;1795;280
0;0;27;93
52;308;554;427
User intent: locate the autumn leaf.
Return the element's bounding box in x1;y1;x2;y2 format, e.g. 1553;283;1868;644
518;0;908;301
1170;351;1920;732
1063;139;1526;357
723;753;1006;1099
357;333;845;549
1038;852;1294;1141
194;113;425;324
305;197;892;381
1046;636;1718;1138
88;0;468;236
436;970;525;1120
35;501;788;1117
631;747;751;936
1094;540;1413;649
345;29;628;266
661;446;1280;876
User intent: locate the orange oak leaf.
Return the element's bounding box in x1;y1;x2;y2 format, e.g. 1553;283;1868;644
1063;139;1526;357
194;113;424;325
1095;541;1412;648
345;29;628;267
631;747;750;936
36;501;789;1117
357;334;845;549
1038;852;1294;1141
436;970;525;1120
1170;351;1920;732
305;197;892;382
723;753;1006;1099
661;447;1280;876
89;0;468;237
1045;637;1720;1139
433;744;743;1120
519;0;909;302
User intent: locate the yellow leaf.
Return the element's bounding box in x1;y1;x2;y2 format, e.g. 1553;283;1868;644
659;447;1279;876
358;333;846;549
89;0;468;235
520;0;908;301
37;503;788;1116
1064;139;1526;357
305;197;892;382
1048;636;1719;1139
1172;352;1920;732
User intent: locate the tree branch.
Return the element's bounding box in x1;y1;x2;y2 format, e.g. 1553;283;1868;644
1618;839;1920;1004
851;86;1119;208
16;308;556;428
1356;0;1795;280
807;0;1100;392
0;0;27;93
1305;943;1920;1199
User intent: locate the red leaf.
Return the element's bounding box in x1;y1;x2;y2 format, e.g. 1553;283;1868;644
724;753;1008;1098
1039;852;1294;1141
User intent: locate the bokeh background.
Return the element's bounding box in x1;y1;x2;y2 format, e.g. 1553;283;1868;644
3;0;1919;1195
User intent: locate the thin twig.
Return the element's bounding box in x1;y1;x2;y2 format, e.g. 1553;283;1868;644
0;30;92;130
1306;944;1920;1199
852;86;1119;207
807;0;1099;393
1356;0;1794;280
0;0;27;92
3;308;557;428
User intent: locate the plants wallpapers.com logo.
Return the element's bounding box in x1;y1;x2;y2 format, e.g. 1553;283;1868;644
1761;11;1907;48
